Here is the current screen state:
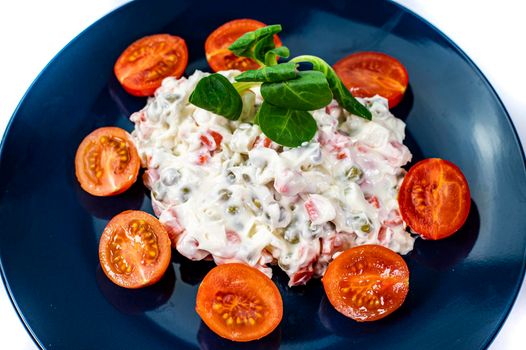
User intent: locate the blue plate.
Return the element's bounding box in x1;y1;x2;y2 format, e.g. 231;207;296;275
1;0;525;349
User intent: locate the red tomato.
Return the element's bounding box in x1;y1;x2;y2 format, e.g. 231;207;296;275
333;51;409;108
75;127;140;196
99;210;172;289
209;130;223;148
196;263;283;342
200;130;223;151
322;245;409;322
114;34;188;96
398;158;471;240
205;19;282;72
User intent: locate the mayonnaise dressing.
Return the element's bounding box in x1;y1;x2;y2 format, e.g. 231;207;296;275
131;70;415;286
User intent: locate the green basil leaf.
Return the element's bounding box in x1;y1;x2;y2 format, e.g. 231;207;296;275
265;46;290;66
260;71;333;111
257;102;317;147
253;34;276;64
228;25;282;58
189;74;242;120
235;62;298;83
290;55;372;120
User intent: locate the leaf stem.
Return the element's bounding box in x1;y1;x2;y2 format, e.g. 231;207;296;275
233;81;261;94
290;55;372;120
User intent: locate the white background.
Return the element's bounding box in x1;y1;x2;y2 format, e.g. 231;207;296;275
0;0;525;349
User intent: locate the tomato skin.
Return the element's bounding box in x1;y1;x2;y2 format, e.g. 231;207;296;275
398;158;471;240
114;34;188;96
196;263;283;342
75;127;140;197
99;210;171;289
333;51;409;108
205;19;282;72
322;245;409;322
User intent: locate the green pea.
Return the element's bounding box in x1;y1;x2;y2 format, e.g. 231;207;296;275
227;206;238;215
346;166;363;182
287;235;300;244
218;189;232;201
226;172;236;183
273;228;285;238
361;224;371;233
252;198;262;209
181;187;191;202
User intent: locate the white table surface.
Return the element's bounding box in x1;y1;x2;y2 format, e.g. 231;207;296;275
0;0;525;349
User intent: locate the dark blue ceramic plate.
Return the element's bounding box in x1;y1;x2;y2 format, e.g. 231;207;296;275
1;0;526;349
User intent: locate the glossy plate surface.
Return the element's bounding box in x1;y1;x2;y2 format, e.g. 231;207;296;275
1;0;525;349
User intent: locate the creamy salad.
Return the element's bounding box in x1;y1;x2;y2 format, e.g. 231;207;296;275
130;70;415;286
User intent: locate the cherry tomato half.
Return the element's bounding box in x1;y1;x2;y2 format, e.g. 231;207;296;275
398;158;471;240
322;245;409;322
205;19;282;72
99;210;172;289
333;51;409;108
114;34;188;96
75;127;140;196
196;263;283;342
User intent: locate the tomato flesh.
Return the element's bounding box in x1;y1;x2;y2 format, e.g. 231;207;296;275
114;34;188;96
196;263;283;342
75;127;140;196
398;158;471;240
205;19;282;72
322;245;409;322
99;210;171;289
333;51;409;108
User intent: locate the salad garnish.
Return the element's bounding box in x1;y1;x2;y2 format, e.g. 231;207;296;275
189;24;372;147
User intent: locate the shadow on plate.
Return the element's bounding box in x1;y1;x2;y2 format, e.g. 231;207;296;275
270;268;333;343
317;292;415;340
390;84;414;122
106;75;148;122
407;199;480;271
95;263;176;315
197;321;281;350
176;253;216;286
74;178;146;219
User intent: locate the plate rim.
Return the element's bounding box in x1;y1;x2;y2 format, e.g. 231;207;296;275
389;3;526;346
0;2;142;349
1;0;525;349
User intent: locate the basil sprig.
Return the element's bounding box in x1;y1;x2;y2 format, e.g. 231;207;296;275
189;74;243;120
228;25;286;65
257;102;317;147
261;71;333;111
189;25;372;147
236;62;298;82
290;55;371;119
